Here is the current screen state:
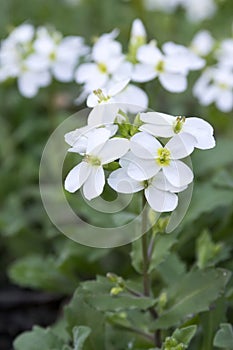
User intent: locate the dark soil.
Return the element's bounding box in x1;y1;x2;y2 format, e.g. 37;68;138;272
0;283;64;350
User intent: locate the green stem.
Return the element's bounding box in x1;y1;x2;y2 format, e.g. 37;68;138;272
142;194;150;296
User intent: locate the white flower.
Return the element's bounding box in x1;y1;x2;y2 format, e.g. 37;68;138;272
86;79;130;107
133;42;188;92
181;0;216;22
215;39;233;69
144;0;181;13
139;111;215;150
162;42;205;71
86;79;148;113
193;66;233;112
64;128;129;200
108;167;186;212
190;30;214;57
33;27;88;82
8;23;35;43
124;132;194;187
75;30;124;93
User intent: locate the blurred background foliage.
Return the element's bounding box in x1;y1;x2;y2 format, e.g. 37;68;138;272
0;0;233;349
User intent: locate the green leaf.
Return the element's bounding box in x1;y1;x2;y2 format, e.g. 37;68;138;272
213;323;233;349
65;288;105;350
151;269;231;329
8;255;76;293
200;298;227;350
72;326;91;350
196;230;230;269
81;276;156;311
13;326;64;350
157;253;186;285
180;183;233;228
172;325;197;346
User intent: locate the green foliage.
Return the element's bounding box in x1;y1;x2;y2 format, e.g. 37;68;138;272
213;323;233;349
152;269;231;329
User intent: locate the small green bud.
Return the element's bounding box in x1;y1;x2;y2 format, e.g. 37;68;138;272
158;291;167;312
110;286;124;296
107;272;118;283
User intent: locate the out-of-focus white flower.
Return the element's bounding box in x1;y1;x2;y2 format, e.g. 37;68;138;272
8;23;35;43
33;27;88;82
144;0;181;13
108;167;186;212
182;0;217;22
133;42;189;92
193;66;233;112
64;128;129;200
75;30;124;94
190;30;214;57
162;42;205;71
215;39;233;69
125;131;194;187
139;111;215;149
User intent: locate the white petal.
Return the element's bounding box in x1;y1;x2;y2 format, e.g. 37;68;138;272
108;168;143;193
99;138;130;164
159;73;187;93
18;73;39;98
137;45;163;65
151;171;187;192
64;162;91;193
87;104;120;127
127;157;160;181
114;85;149;112
108;79;130;96
140;111;174;125
86;128;111;155
130;132;162;159
145;186;178;212
216;90;233;112
53;62;74;82
163;160;193;187
184;117;215;149
132;64;157;83
166;133;196;159
83;166;105;200
75;63;97;83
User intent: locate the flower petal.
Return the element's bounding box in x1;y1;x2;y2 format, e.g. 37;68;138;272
145;186;178;212
166;133;196;159
127;156;160;181
130;132;162;159
132;64;157;83
163;160;193;187
108;168;143;193
151;171;187;192
83;166;105;200
159;73;187;93
87;104;120;127
86;128;111;155
100;138;130;164
64;162;91;193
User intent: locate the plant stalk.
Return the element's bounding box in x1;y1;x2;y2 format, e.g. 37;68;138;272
141;194;150;296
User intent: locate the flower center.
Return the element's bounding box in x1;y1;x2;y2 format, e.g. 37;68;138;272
156;148;171;166
218;82;229;90
49;51;57;61
93;88;110;103
173;116;186;134
84;154;101;166
155;60;165;73
97;62;108;74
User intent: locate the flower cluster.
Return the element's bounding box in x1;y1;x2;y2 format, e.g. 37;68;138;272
193;37;233;112
64;105;215;213
144;0;217;23
1;20;232;113
0;23;88;97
